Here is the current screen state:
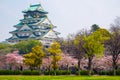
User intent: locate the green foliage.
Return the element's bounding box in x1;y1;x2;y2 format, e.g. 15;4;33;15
107;69;120;76
26;40;42;53
22;70;32;75
22;70;40;75
99;70;106;75
76;70;94;75
13;70;21;75
0;43;13;55
116;69;120;75
61;70;71;75
0;43;9;50
14;39;42;54
23;45;45;69
0;70;40;75
56;70;71;75
14;41;28;54
74;36;80;46
91;24;100;32
83;28;110;58
22;70;39;75
83;29;110;75
56;70;62;75
0;70;13;75
44;70;71;75
74;34;84;52
80;70;89;75
0;70;21;75
99;70;120;75
44;70;54;75
47;42;62;75
107;70;114;75
47;42;62;56
31;70;40;75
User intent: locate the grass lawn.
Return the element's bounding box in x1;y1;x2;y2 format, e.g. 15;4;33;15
0;76;120;80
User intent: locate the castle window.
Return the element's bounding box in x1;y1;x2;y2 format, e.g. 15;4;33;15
35;32;41;35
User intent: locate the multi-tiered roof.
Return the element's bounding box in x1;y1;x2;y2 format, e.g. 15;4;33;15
7;4;60;47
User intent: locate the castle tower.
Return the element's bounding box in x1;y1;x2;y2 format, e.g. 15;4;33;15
6;4;60;47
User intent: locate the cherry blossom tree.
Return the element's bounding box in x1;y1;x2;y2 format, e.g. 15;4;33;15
5;51;23;70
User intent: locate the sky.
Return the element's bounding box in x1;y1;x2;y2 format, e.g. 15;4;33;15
0;0;120;42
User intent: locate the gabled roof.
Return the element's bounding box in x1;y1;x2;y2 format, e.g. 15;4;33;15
14;17;46;28
22;4;48;13
42;29;59;39
14;23;24;28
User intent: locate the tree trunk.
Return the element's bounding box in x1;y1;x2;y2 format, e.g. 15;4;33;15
113;60;116;76
88;57;92;76
66;64;69;75
53;61;57;75
30;66;33;71
9;66;12;70
78;59;81;75
20;65;23;71
54;68;56;75
48;65;51;75
38;66;41;75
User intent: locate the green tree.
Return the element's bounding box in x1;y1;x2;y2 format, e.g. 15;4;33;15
91;24;100;32
73;33;85;75
23;45;45;71
107;19;120;75
0;43;13;55
14;39;42;54
47;42;62;75
83;28;110;76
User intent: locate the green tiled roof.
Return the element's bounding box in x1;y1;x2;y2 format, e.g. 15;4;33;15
7;37;37;41
14;23;24;27
55;31;61;35
14;17;46;28
29;4;40;11
23;4;48;13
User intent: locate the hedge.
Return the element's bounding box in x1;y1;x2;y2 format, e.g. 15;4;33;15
0;70;21;75
99;70;106;75
0;69;119;75
22;70;40;75
76;70;94;75
44;70;71;75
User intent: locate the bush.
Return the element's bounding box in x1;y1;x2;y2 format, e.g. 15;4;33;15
44;71;49;75
116;69;120;75
106;70;120;75
22;70;32;75
56;70;62;75
0;70;22;75
44;70;71;75
107;70;113;75
49;70;54;75
61;70;71;75
31;70;40;75
44;70;62;75
99;70;106;75
76;70;94;75
60;70;66;75
90;70;94;75
44;70;54;75
80;70;88;75
13;70;21;75
22;70;40;75
0;70;14;75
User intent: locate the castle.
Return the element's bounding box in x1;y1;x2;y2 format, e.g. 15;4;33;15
6;4;60;47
